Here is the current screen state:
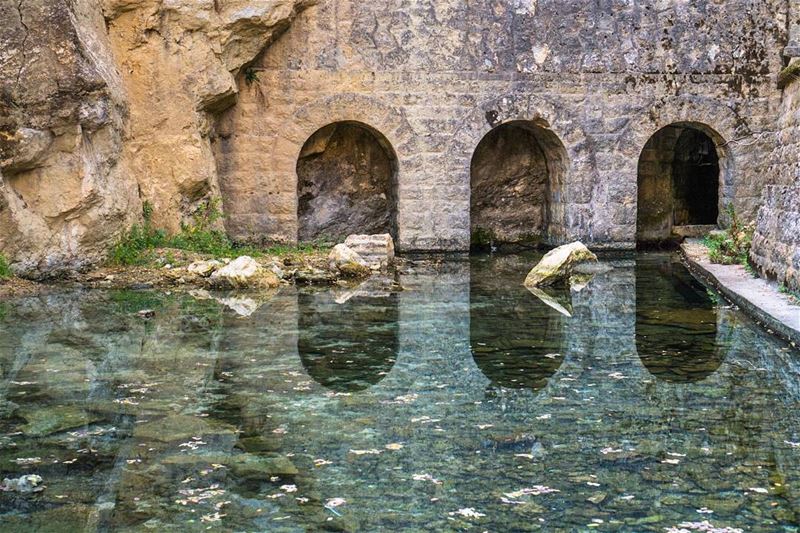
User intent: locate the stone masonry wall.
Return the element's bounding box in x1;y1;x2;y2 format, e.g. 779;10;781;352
752;61;800;291
751;185;800;291
215;0;790;251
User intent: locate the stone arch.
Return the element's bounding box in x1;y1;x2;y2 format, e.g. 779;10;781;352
469;120;569;249
619;97;741;243
450;94;593;247
636;122;728;244
279;95;412;244
296;121;399;242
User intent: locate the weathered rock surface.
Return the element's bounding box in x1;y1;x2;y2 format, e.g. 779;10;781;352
0;0;138;278
1;474;44;494
344;234;395;271
328;244;370;277
187;259;223;278
0;0;314;278
524;242;598;288
209;256;280;290
751;185;800;292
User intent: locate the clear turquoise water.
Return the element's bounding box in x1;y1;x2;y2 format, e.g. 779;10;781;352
0;253;798;532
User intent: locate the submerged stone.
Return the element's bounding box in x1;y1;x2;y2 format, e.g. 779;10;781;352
162;453;298;477
1;474;44;493
20;406;103;437
133;415;237;443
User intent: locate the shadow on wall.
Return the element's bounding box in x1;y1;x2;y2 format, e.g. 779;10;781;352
296;121;398;243
470;121;568;251
635;254;729;383
637;123;724;246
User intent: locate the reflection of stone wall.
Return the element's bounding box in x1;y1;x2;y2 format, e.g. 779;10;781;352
217;0;787;251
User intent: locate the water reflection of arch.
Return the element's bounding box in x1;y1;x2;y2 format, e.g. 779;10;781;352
297;289;399;393
635;254;729;383
470;254;568;394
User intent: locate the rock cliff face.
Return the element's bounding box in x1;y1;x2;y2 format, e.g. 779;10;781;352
0;0;313;278
1;0;135;277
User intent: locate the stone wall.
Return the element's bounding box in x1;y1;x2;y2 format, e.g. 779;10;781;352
751;185;800;291
216;0;789;252
752;62;800;291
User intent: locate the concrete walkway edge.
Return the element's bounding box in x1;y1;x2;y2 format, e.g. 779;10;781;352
681;241;800;347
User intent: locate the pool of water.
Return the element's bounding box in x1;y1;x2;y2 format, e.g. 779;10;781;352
0;253;798;532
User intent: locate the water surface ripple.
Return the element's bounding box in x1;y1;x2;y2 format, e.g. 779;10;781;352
0;253;798;532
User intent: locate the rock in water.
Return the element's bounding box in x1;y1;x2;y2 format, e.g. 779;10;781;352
209;256;279;289
1;474;44;493
344;234;395;270
187;260;223;277
328;244;370;277
523;242;598;288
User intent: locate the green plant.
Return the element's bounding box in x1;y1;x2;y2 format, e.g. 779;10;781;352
779;284;800;303
0;253;11;279
166;199;242;257
704;205;754;271
244;67;260;85
109;201;167;265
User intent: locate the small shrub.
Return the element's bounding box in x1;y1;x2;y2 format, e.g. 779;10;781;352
109;202;166;265
109;198;335;265
244;67;260;85
166;199;242;258
704;205;754;270
779;284;800;304
0;254;11;279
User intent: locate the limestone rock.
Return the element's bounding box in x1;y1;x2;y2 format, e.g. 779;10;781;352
344;234;395;271
1;474;44;494
524;242;598;288
20;406;103;437
187;259;223;278
208;256;279;290
0;0;313;278
328;244;370;277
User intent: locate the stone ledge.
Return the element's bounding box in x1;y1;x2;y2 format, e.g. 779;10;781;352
681;241;800;347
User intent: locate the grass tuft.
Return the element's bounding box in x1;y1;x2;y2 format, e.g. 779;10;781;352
0;253;11;279
779;284;800;304
703;205;754;273
109;199;331;266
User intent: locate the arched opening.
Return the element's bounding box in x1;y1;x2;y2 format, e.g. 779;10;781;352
470;254;566;393
637;124;722;245
297;122;398;243
470;121;568;251
635;254;728;383
298;291;399;393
